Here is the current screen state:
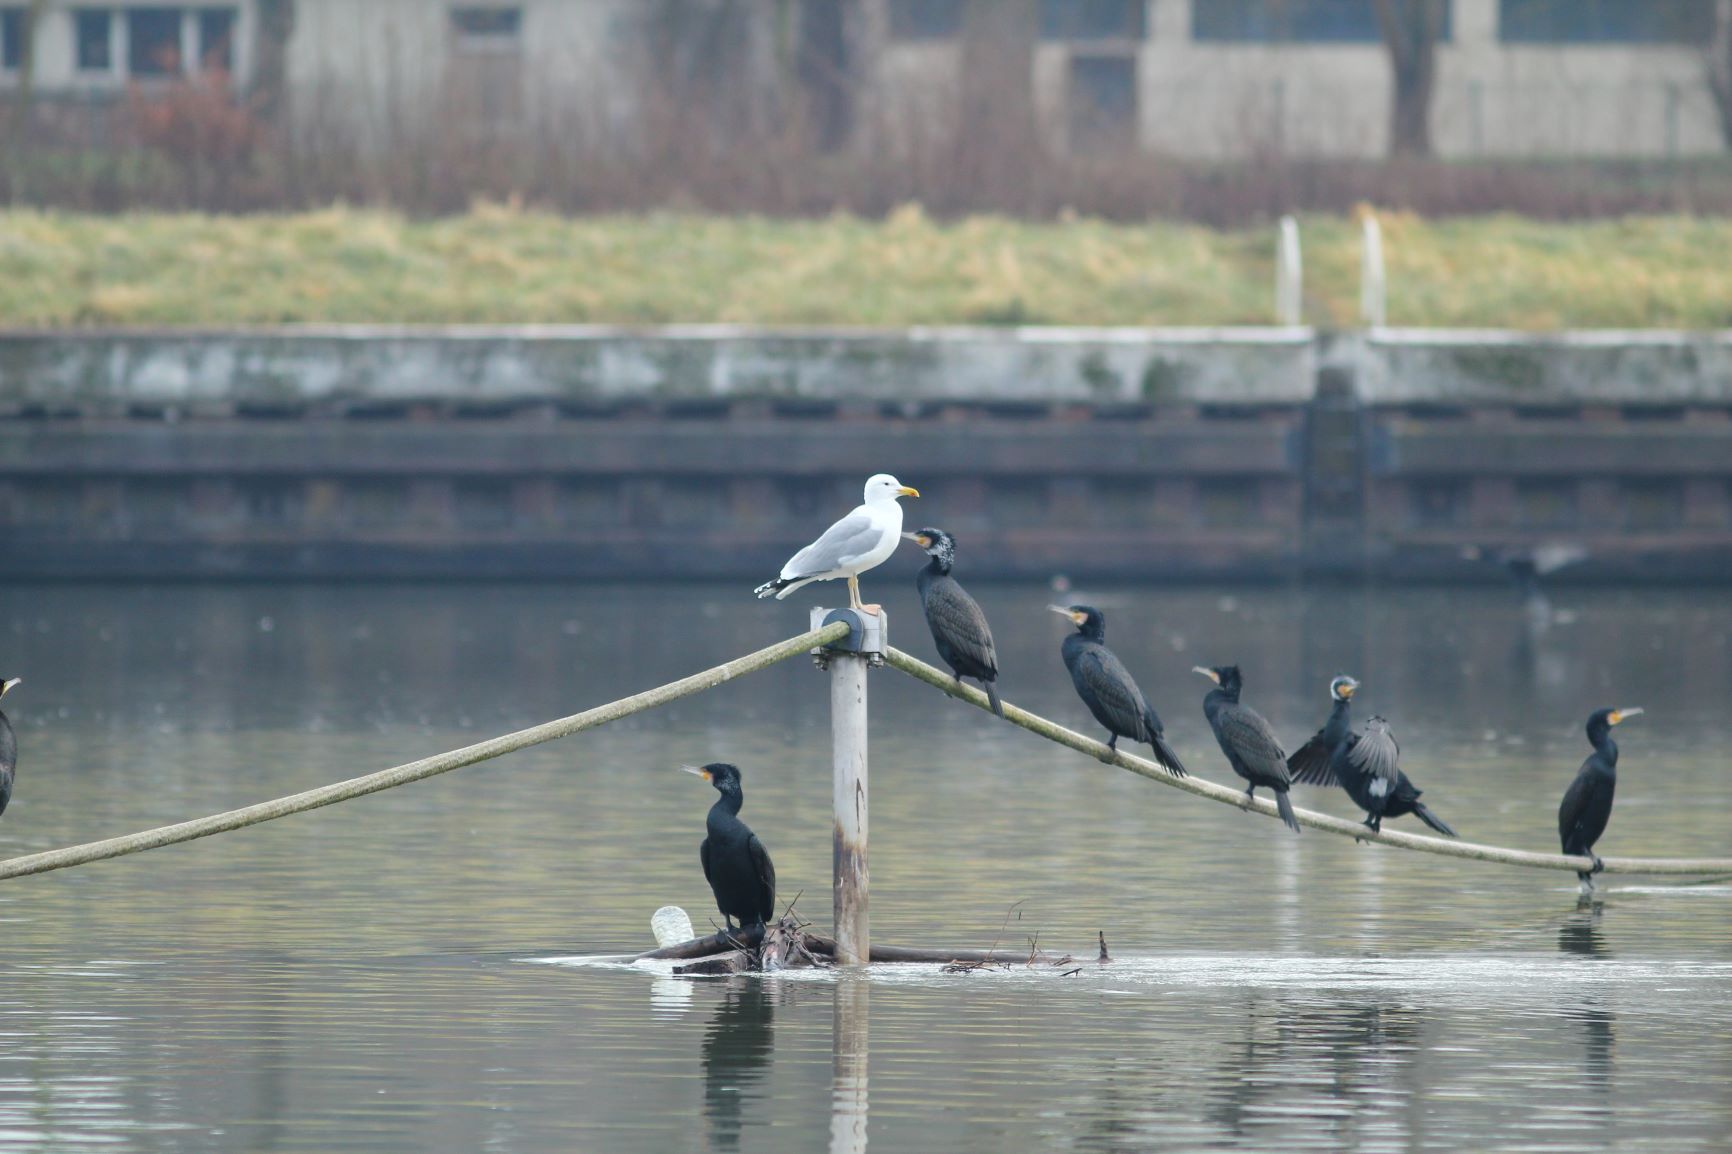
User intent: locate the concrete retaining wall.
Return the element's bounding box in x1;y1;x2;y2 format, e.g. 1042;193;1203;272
0;325;1318;412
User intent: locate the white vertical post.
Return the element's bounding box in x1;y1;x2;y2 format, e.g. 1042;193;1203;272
813;608;883;967
1360;211;1386;329
1275;214;1303;326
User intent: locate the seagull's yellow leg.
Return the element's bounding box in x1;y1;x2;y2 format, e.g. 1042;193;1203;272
847;574;863;611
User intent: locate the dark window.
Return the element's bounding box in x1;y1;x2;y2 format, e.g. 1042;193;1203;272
1;8;26;71
1194;0;1451;43
128;7;184;76
1068;54;1138;150
1499;0;1712;43
1042;0;1146;40
450;6;522;52
75;8;112;71
197;7;235;71
888;0;966;41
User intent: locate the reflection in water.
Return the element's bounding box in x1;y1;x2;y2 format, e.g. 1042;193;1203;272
1204;996;1424;1147
831;979;868;1154
701;980;777;1153
650;975;696;1019
1560;902;1616;1102
1559;901;1609;959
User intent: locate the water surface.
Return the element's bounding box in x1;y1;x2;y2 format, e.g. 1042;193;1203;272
0;581;1728;1152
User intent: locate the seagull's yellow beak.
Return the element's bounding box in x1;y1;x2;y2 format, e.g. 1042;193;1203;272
1192;666;1221;684
897;486;920;499
1608;708;1643;726
680;764;712;782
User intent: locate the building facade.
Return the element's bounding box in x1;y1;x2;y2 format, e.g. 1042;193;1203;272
0;0;1725;160
0;2;255;91
867;0;1727;159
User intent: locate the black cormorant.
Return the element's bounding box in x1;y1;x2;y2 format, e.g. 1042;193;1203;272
1559;707;1641;889
906;528;1002;717
1052;605;1186;776
685;763;777;932
1289;677;1457;837
0;677;19;822
1194;665;1300;833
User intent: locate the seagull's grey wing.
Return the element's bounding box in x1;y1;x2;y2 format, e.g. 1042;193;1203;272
781;512;880;579
1346;722;1401;788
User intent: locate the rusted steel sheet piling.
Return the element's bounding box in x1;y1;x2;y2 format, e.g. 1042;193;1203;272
814;608;883;967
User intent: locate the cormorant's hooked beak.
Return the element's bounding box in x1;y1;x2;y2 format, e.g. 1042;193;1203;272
902;531;932;547
1192;666;1222;684
679;764;713;782
1608;708;1644;726
1047;605;1086;626
896;486;920;499
1338;678;1360;699
0;677;19;698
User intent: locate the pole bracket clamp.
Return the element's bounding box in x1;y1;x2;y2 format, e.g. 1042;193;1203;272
810;608;887;669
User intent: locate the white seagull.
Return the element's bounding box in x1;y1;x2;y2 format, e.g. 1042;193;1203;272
754;474;920;613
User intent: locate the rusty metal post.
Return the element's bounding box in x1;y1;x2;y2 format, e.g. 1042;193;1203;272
811;608;884;967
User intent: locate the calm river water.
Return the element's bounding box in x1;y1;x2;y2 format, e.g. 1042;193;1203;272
0;580;1728;1153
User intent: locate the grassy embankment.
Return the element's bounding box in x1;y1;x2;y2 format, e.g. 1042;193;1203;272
1;206;1729;329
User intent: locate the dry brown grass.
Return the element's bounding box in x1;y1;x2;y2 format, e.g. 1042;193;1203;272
2;206;1729;330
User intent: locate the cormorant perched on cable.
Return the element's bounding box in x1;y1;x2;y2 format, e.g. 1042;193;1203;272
684;763;777;932
1194;665;1300;833
1288;677;1457;837
0;677;20;822
1050;605;1185;776
906;528;1002;717
1559;707;1642;891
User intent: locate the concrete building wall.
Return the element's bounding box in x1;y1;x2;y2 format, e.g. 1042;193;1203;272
869;0;1727;160
284;0;641;149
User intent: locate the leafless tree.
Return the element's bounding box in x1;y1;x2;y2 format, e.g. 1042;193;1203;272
1372;0;1449;157
1708;0;1732;147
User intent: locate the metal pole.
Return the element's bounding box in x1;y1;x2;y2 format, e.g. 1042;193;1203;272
813;608;883;966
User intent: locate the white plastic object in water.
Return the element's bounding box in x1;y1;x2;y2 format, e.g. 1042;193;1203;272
651;905;696;949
